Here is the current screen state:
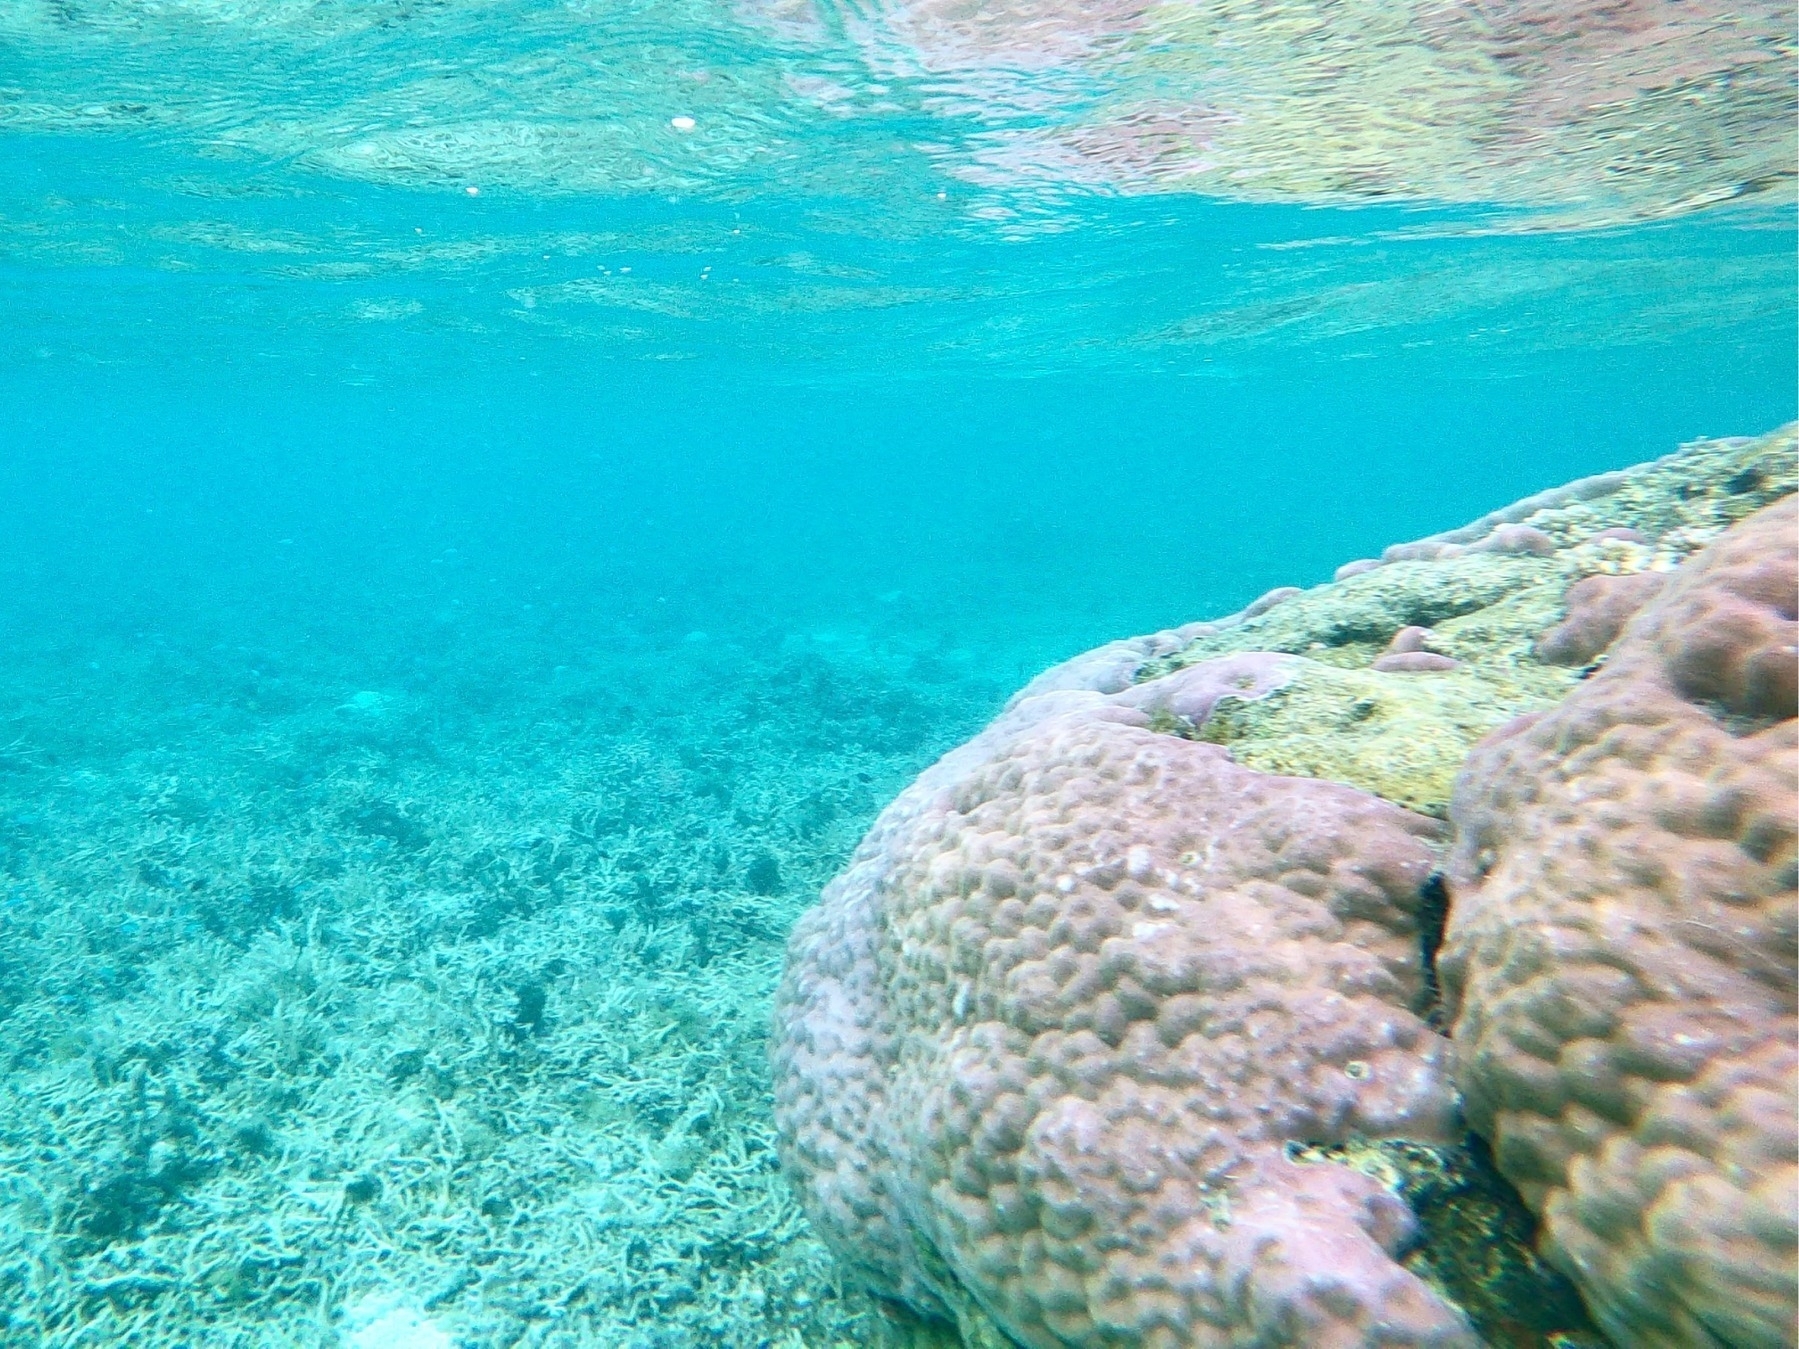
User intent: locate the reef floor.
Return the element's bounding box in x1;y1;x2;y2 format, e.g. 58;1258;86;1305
0;606;1014;1347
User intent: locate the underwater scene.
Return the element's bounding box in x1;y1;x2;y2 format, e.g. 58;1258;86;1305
0;1;1795;1346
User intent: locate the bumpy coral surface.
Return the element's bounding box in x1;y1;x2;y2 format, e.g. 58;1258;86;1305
1533;571;1666;667
1440;498;1798;1348
773;663;1479;1347
776;426;1797;1349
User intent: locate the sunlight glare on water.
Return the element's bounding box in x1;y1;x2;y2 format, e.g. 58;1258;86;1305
0;0;1793;379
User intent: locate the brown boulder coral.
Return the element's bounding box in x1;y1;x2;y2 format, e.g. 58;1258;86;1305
1440;498;1798;1348
775;427;1795;1349
773;664;1480;1347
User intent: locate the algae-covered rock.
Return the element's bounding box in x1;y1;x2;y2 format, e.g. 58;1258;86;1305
1170;552;1560;664
1161;427;1795;668
1137;425;1797;814
1191;658;1566;817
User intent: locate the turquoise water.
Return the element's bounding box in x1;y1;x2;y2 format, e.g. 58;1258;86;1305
0;1;1794;1344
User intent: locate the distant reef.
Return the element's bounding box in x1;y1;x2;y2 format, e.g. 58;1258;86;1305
773;425;1798;1349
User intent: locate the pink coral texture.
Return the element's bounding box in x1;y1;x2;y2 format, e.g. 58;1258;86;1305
772;660;1480;1347
1441;498;1798;1348
775;476;1799;1349
1534;571;1667;667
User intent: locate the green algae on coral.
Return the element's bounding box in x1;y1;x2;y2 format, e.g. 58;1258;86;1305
1191;659;1568;818
1137;426;1797;816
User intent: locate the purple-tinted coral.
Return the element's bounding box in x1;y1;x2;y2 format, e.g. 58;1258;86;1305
1385;625;1434;654
1113;651;1296;727
1242;584;1303;619
774;679;1475;1348
1006;635;1165;703
1472;523;1556;557
1382;539;1464;563
1006;625;1234;705
1442;498;1798;1349
775;438;1798;1349
1533;570;1666;666
1373;651;1460;673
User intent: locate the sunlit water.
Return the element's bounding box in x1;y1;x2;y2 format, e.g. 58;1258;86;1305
0;0;1794;1344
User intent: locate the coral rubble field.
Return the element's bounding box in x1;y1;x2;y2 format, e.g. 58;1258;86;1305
0;594;1018;1346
